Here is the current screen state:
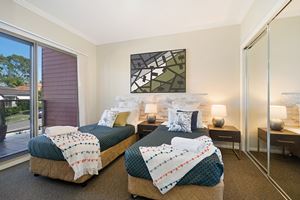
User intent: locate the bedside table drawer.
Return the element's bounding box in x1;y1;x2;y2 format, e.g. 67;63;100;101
270;135;299;146
209;130;240;142
138;125;157;133
138;124;160;139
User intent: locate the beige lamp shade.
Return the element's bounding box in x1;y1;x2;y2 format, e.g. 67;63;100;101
145;103;157;114
211;105;227;117
270;105;287;119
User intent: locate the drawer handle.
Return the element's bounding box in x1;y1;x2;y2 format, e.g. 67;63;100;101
218;136;233;139
276;140;295;144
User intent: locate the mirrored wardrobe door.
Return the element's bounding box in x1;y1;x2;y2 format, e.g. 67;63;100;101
246;30;269;170
269;1;300;199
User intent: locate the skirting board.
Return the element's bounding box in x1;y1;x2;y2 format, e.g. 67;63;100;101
0;154;30;171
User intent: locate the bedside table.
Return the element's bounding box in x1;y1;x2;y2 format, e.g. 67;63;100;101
208;125;241;159
258;128;300;155
137;121;163;139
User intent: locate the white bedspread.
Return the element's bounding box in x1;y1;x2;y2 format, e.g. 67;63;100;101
46;131;102;180
139;136;222;194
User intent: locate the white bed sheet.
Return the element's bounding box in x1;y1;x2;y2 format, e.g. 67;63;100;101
132;120;144;133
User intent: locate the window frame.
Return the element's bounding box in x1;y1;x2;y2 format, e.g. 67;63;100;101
0;28;79;137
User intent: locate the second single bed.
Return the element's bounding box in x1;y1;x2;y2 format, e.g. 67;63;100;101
124;125;224;200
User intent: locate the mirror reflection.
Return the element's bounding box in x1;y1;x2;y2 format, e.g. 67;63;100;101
269;1;300;199
246;31;269;169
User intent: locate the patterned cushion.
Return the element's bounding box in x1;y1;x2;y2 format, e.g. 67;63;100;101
98;110;119;128
168;111;193;133
178;110;198;130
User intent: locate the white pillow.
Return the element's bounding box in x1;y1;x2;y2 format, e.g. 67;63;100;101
171;101;202;127
196;110;204;128
167;107;204;128
167;108;177;127
111;107;139;125
98;110;119;128
45;126;78;137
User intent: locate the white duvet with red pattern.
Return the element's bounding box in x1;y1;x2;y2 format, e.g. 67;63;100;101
46;130;102;180
139;136;222;194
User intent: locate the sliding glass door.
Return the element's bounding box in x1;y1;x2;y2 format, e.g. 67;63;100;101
0;32;33;158
0;30;79;159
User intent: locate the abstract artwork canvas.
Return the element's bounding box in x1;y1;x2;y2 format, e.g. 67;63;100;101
130;49;186;93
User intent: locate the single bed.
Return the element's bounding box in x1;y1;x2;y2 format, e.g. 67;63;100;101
28;123;137;183
124;125;224;200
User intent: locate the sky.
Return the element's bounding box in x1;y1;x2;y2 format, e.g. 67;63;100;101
0;33;42;82
0;35;31;58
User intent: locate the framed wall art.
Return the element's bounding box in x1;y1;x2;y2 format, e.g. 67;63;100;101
130;49;186;93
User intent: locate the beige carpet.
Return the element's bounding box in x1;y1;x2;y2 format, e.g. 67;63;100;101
0;149;284;200
250;151;300;200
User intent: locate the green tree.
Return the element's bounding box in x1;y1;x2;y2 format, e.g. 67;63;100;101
0;54;30;87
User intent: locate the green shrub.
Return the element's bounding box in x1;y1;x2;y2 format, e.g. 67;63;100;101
16;100;30;111
21;110;30;115
5;107;20;117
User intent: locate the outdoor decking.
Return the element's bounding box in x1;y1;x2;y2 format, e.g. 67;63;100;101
0;131;30;159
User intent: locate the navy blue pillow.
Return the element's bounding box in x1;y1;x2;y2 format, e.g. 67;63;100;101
177;110;198;130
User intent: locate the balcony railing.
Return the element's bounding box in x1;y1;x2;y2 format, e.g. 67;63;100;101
0;99;46;158
0;99;44;134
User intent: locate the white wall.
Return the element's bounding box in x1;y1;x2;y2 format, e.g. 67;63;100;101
96;25;241;127
0;0;98;125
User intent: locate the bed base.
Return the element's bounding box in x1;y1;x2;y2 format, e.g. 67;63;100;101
128;175;224;200
29;134;137;183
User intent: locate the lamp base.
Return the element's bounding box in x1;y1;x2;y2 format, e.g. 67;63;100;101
147;115;156;123
270;119;284;131
212;118;225;128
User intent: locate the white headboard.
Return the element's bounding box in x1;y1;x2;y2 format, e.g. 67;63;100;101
281;93;300;127
115;93;211;123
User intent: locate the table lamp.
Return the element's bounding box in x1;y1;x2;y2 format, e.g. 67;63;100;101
270;105;287;131
211;105;227;128
145;103;157;123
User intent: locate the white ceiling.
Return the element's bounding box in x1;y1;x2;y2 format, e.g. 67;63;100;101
15;0;254;45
